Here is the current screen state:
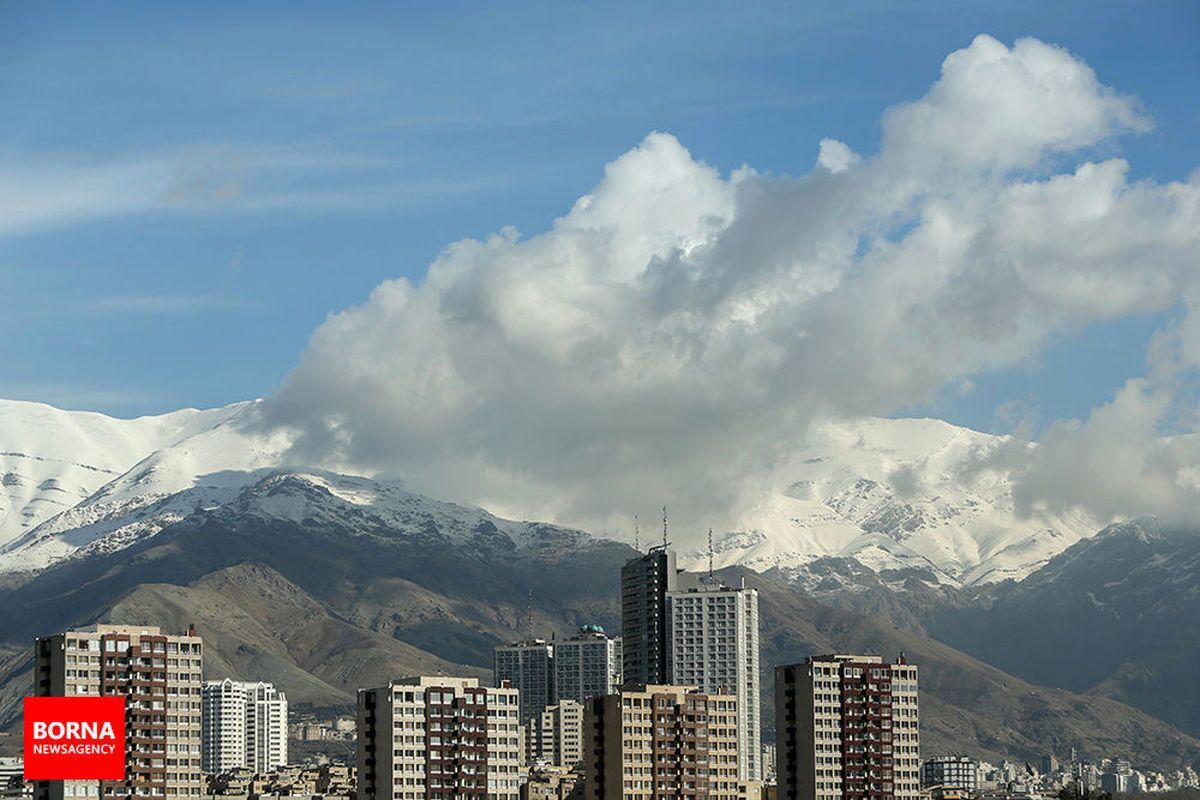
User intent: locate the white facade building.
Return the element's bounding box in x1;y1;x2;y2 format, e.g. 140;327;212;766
665;579;761;782
552;627;621;705
201;680;288;774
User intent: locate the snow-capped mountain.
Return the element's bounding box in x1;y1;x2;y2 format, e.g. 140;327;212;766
0;400;1099;585
0;399;251;548
0;399;303;571
681;417;1099;587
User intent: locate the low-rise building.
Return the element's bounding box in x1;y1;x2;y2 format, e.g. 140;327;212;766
0;759;29;800
520;765;583;800
921;757;978;794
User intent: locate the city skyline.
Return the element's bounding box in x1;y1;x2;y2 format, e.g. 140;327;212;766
3;5;1200;797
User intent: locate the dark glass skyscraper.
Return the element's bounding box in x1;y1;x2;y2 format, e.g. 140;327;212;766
619;546;678;686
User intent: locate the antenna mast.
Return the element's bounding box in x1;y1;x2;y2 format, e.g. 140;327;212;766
526;587;534;639
708;527;714;579
662;505;668;548
634;514;640;552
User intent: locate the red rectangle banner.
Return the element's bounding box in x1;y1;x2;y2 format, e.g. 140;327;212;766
23;696;126;781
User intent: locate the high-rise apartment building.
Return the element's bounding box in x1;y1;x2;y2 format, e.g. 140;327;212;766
32;624;204;800
620;547;681;686
582;684;740;800
775;655;920;800
525;701;584;768
356;676;521;800
666;580;761;782
493;640;554;725
552;627;621;705
201;679;288;774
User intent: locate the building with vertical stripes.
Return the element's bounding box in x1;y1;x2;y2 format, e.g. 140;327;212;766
32;624;204;800
775;655;920;800
356;676;521;800
493;640;554;726
583;684;740;800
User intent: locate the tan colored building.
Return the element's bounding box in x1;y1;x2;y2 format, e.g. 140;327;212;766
33;624;205;800
775;655;919;800
526;701;583;768
356;676;521;800
583;685;740;800
520;765;582;800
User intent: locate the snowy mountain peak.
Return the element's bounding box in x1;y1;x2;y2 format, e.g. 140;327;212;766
680;417;1100;587
1;399;1102;585
0;398;257;549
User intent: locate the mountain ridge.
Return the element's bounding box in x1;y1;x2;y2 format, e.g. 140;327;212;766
0;399;1104;586
0;471;1195;770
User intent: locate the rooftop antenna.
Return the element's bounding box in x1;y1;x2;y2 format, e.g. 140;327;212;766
634;514;640;552
662;505;668;549
708;527;714;580
526;587;535;639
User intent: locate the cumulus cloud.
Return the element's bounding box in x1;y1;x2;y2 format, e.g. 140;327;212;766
817;139;859;174
969;304;1200;526
263;35;1200;537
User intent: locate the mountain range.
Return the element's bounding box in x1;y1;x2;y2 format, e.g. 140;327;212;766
0;398;1197;769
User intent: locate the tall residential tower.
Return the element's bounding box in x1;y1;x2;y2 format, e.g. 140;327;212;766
583;685;740;800
32;624;204;800
775;655;920;800
201;679;288;774
620;547;680;686
493;639;554;725
666;579;761;782
552;626;622;705
356;676;521;800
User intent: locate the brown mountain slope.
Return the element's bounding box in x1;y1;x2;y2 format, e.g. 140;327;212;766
745;569;1200;767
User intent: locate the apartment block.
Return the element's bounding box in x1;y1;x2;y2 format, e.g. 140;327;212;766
552;627;621;706
32;624;204;800
919;757;977;794
525;701;584;769
201;679;288;774
583;685;740;800
494;640;554;725
775;655;920;800
356;676;521;800
666;580;761;782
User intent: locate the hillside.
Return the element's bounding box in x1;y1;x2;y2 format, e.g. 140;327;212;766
925;518;1200;738
0;471;1195;769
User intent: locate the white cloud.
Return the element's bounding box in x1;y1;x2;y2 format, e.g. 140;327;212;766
817;139;859;174
262;35;1200;537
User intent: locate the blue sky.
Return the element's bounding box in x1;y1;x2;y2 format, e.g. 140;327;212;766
1;1;1196;432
